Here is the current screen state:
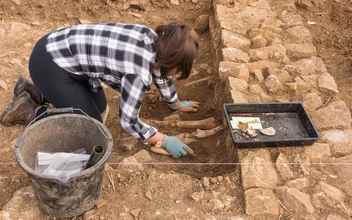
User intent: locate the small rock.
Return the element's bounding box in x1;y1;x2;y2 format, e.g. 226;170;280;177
128;12;142;18
194;15;210;33
119;136;136;152
206;67;213;74
208;198;224;210
119;213;128;217
11;0;21;5
276;153;295;181
133;149;152;163
130;0;148;11
31;21;40;26
145;190;153;201
170;0;179;5
210;177;217;184
79;19;93;24
252;35;267;48
191;191;204;202
10;22;29;32
96;199;107;209
0;80;8;90
217;185;226;193
83;209;97;219
212;191;220;198
199;63;209;70
10;58;23;67
117;156;144;172
202;177;210;187
264;75;283;94
285;178;309;190
130;208;141;217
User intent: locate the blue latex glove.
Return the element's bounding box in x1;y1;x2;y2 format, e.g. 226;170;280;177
161;135;193;158
169;101;199;112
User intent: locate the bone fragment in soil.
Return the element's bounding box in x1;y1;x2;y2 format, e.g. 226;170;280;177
145;117;217;130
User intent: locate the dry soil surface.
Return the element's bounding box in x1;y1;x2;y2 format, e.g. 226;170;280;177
0;0;352;219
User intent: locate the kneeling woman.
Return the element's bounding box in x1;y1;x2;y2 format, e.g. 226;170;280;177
1;20;200;158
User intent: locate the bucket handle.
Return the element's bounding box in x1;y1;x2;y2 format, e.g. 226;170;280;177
27;107;112;141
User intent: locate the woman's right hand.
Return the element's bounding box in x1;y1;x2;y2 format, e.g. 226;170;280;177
161;135;194;158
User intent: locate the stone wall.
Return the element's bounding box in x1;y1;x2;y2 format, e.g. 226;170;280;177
210;0;352;218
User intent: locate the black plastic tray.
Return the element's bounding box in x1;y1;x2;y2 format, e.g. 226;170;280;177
223;103;319;148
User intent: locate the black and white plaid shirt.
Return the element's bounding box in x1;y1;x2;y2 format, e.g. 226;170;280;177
46;23;179;142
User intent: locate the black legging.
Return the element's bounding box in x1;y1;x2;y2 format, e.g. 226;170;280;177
29;34;107;122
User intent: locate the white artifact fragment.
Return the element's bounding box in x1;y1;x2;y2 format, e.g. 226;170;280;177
260;127;276;136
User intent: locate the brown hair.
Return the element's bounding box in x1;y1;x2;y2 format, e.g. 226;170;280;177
154;21;199;79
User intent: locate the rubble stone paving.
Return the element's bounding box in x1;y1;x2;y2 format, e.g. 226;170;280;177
211;0;352;218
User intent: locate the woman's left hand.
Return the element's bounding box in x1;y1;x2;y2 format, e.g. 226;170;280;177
170;101;199;112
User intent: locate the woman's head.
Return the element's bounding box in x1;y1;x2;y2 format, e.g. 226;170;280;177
154;21;199;79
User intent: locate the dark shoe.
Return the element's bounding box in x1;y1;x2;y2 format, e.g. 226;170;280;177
1;91;40;126
13;76;42;105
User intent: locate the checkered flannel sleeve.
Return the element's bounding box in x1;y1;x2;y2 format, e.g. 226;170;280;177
152;69;179;104
119;74;157;142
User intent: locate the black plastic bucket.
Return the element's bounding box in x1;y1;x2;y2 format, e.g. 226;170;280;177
14;111;113;218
